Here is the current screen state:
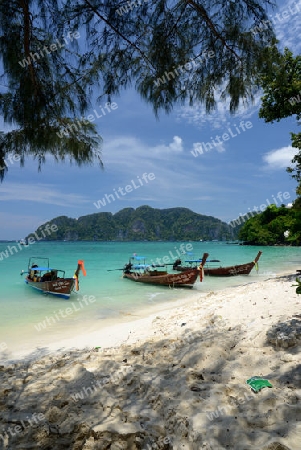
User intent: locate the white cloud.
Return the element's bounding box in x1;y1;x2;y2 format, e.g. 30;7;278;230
176;90;262;130
102;135;183;168
0;183;90;206
190;141;226;157
262;145;297;169
216;143;226;153
102;136;193;183
272;0;301;54
98;134;234;205
148;135;184;155
104;135;224;169
166;136;183;153
176;0;301;130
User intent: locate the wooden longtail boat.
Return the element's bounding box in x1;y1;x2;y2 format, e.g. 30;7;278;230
204;251;262;276
123;253;208;288
23;257;86;299
173;251;262;277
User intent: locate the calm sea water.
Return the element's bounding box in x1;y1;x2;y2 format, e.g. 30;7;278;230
0;241;300;361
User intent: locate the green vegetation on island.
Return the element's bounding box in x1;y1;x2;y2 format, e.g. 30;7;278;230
238;204;301;246
28;206;236;242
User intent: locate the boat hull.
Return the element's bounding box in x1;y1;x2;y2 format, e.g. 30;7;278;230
123;268;199;288
25;277;75;299
175;251;262;277
204;262;255;276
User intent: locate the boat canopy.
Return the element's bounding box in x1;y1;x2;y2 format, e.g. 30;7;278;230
185;259;203;263
185;259;220;263
132;264;150;269
29;267;55;271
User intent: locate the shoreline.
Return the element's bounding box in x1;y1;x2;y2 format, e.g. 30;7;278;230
1;273;300;449
1;270;297;365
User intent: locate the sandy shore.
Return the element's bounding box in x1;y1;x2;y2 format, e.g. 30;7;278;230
0;274;300;450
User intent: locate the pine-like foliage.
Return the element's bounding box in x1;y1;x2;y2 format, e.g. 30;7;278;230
65;0;276;113
0;0;277;179
0;0;102;180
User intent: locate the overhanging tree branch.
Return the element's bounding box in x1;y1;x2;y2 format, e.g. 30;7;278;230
82;0;156;70
184;0;241;61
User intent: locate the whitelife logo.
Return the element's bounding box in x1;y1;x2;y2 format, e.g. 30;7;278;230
18;31;80;68
93;172;155;209
191;121;253;157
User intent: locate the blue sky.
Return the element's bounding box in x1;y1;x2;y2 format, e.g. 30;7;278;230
0;0;301;240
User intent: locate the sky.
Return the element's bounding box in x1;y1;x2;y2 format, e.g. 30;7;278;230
0;0;301;240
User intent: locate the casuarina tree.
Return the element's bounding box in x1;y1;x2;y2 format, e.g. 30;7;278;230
0;0;277;179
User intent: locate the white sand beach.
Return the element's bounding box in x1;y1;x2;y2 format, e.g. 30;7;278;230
0;273;300;450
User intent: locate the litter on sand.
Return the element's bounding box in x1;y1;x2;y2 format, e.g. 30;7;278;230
246;376;273;393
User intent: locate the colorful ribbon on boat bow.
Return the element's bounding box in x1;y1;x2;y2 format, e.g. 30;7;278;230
78;260;86;276
73;260;86;291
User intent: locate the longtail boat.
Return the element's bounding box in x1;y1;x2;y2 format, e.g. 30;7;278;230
123;253;209;288
23;257;86;299
173;251;262;277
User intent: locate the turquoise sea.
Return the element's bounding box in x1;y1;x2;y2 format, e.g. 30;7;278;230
0;241;300;362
